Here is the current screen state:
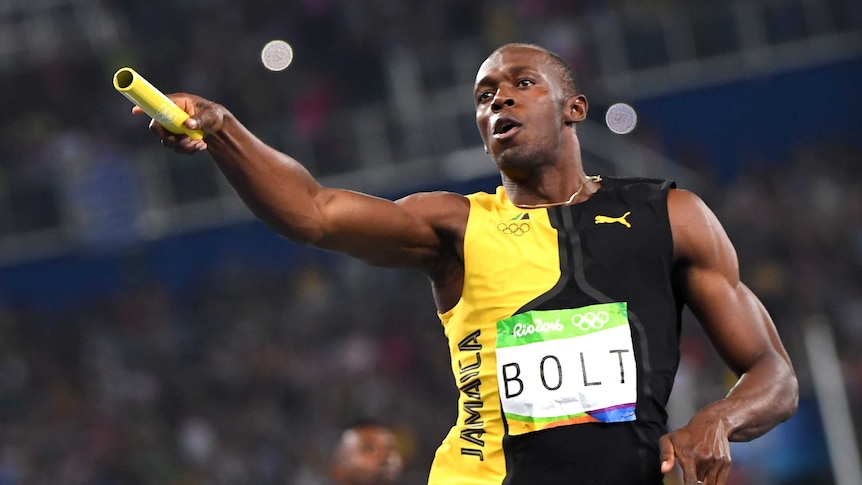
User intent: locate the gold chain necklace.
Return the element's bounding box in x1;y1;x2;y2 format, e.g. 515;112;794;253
513;175;602;209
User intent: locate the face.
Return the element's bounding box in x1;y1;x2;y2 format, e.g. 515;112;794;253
474;46;585;173
331;426;403;485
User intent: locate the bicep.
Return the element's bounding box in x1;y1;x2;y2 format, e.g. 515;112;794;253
312;188;466;270
671;190;790;375
681;268;786;375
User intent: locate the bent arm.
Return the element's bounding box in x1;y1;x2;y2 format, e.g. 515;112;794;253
142;95;467;270
670;189;798;438
660;189;798;484
682;274;798;440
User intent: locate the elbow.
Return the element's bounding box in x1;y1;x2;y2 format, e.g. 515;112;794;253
769;355;799;424
762;350;800;423
257;211;327;247
780;370;800;423
725;356;799;442
280;224;326;247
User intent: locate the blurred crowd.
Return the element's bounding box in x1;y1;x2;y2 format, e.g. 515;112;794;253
0;0;600;238
0;253;455;484
7;0;858;237
1;0;860;484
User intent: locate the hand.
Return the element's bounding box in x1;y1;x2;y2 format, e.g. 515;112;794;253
131;93;226;154
659;416;732;485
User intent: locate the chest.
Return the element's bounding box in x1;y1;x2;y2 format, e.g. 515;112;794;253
464;200;670;295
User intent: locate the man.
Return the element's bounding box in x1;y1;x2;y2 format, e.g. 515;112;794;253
330;419;403;485
137;43;798;485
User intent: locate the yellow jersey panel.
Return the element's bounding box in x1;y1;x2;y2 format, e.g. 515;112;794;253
430;187;561;485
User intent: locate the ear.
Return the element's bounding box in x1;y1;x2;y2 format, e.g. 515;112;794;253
564;94;588;125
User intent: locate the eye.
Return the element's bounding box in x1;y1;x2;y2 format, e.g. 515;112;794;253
476;90;494;103
517;78;535;87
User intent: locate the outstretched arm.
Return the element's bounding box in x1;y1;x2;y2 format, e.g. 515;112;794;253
134;94;468;271
659;189;798;485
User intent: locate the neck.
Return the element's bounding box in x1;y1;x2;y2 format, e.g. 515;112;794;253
497;130;591;207
510;174;602;209
502;159;590;207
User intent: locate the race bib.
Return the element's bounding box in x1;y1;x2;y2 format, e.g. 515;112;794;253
495;302;637;436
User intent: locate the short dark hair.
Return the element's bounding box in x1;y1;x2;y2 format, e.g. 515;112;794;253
343;417;391;432
492;43;580;97
330;417;393;462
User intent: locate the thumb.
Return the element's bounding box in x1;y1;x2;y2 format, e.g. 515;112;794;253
659;434;675;474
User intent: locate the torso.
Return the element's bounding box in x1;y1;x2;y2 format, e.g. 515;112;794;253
427;177;681;485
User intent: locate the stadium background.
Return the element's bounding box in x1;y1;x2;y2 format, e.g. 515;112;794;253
0;0;860;483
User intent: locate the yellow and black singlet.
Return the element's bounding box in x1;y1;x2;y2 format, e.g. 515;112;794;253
429;177;680;485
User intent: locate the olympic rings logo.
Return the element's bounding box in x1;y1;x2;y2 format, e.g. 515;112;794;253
497;222;530;236
570;311;610;331
155;103;178;126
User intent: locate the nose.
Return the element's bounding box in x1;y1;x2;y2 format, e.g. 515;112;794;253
491;87;515;112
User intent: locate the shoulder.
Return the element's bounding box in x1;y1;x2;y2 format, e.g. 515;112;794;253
667;188;735;266
396;190;470;235
396;190;470;215
667;188;718;229
598;176;676;204
397;191;469;302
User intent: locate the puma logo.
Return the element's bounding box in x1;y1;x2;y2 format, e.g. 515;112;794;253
594;211;632;228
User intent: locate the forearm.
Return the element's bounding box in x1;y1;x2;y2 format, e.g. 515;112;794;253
693;351;798;442
204;111;327;244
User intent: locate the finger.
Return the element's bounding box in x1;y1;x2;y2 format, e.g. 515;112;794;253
714;460;731;485
172;136;207;154
703;454;731;485
679;456;698;485
148;118;168;138
182;138;207;152
658;434;675;474
162;133;181;146
194;104;225;133
132;106;144;115
692;444;731;485
171;93;196;114
699;458;716;485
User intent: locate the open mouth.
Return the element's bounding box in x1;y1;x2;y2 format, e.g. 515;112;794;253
493;118;521;139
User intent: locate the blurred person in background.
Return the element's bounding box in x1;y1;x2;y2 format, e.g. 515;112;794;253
136;43;797;485
329;418;403;485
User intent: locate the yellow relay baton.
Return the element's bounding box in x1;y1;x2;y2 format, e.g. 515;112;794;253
113;67;204;140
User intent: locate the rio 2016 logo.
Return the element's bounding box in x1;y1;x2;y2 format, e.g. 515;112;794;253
513;318;564;338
